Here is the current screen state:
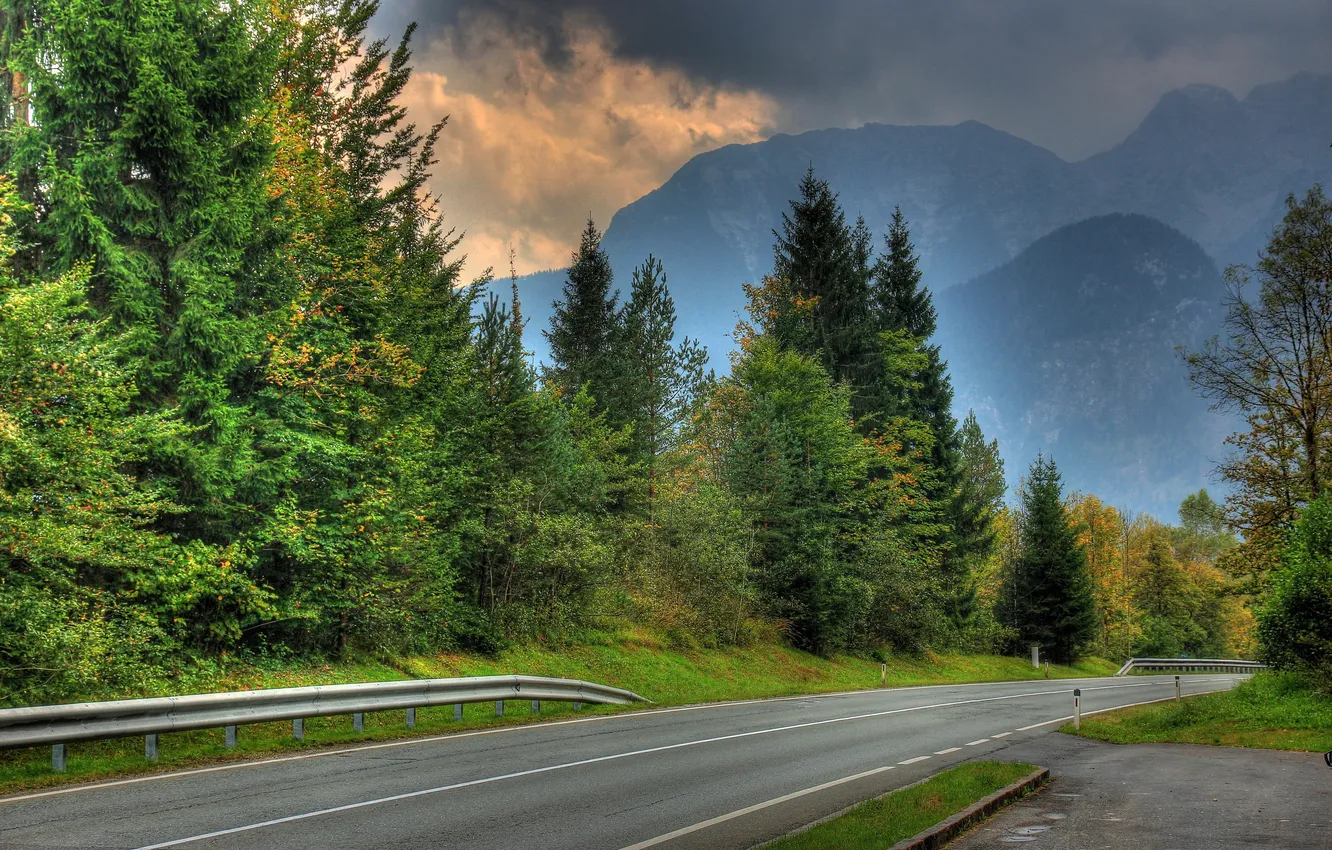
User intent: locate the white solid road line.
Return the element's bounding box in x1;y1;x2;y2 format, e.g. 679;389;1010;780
616;765;898;850
610;682;1241;850
2;676;1223;806
898;755;932;765
614;682;1244;850
1014;692;1198;731
124;685;1104;850
934;747;962;755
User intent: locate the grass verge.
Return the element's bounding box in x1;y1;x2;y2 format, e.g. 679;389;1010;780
764;761;1039;850
0;632;1114;795
1064;671;1332;751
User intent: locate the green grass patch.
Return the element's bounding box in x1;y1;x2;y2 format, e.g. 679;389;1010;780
765;761;1038;850
1065;671;1332;751
0;632;1113;795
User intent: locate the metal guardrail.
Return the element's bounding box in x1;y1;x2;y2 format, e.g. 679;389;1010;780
0;675;647;772
1115;658;1267;676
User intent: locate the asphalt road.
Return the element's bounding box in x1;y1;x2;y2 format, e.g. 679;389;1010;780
952;733;1332;849
0;674;1245;850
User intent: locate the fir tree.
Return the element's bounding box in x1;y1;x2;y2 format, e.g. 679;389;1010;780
873;207;936;338
545;218;620;407
999;455;1097;662
955;411;1006;565
772;167;876;415
617;255;708;521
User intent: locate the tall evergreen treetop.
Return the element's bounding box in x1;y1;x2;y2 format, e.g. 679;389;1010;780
545;217;619;406
999;454;1097;662
874;206;936;339
955;410;1006;562
771;167;875;414
618;255;708;519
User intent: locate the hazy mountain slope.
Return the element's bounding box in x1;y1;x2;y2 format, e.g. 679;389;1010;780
524;72;1327;365
1083;72;1332;269
936;214;1234;516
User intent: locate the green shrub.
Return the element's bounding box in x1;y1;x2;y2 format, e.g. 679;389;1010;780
1258;497;1332;677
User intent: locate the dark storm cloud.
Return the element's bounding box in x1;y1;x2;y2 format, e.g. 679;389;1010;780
379;0;1332;158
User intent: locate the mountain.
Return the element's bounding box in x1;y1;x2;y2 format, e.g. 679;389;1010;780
504;73;1327;514
935;214;1235;516
511;72;1330;367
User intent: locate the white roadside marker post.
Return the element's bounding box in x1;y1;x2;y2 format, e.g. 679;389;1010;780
1176;675;1181;702
881;663;887;687
1073;688;1081;731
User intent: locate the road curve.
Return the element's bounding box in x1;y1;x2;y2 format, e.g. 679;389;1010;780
0;674;1244;850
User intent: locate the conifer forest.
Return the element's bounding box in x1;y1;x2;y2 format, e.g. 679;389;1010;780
1;0;1328;708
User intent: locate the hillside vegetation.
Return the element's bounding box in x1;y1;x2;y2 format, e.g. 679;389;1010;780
3;0;1321;722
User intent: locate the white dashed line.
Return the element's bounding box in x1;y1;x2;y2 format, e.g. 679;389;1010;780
965;739;990;746
934;747;961;755
991;732;1012;738
898;755;931;765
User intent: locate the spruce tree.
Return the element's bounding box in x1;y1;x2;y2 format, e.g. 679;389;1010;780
617;255;708;521
999;455;1097;662
772;168;876;415
545;218;620;407
874;207;936;338
955;411;1007;561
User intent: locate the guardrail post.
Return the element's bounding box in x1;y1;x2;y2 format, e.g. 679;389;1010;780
1175;676;1181;702
531;700;540;714
353;712;364;732
145;734;159;762
406;707;416;729
1073;689;1081;730
225;725;237;749
52;744;66;772
495;700;504;717
453;704;462;722
293;718;305;740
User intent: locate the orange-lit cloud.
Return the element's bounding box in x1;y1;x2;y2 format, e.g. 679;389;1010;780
399;9;778;278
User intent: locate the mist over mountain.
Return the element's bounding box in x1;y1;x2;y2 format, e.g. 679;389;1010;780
935;214;1235;516
512;73;1329;365
503;73;1326;515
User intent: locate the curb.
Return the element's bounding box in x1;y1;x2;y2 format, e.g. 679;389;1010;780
884;766;1051;850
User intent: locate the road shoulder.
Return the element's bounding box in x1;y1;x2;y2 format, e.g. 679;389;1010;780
949;733;1332;849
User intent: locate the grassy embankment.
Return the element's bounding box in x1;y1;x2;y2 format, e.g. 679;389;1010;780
1066;671;1332;751
0;630;1114;793
765;762;1039;850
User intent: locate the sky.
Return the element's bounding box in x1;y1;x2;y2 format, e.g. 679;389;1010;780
371;0;1332;279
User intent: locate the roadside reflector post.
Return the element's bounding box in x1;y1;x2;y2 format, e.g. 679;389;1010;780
353;712;364;732
293;718;304;740
1176;675;1181;702
1073;688;1081;730
531;700;540;714
453;703;463;722
406;707;416;729
881;663;887;687
145;734;159;762
1031;645;1040;669
52;744;66;772
495;700;504;717
225;725;237;749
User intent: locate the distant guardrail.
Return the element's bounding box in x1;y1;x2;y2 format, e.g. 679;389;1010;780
0;675;647;772
1115;658;1267;676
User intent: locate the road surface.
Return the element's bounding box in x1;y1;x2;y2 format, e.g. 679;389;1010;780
0;673;1245;850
